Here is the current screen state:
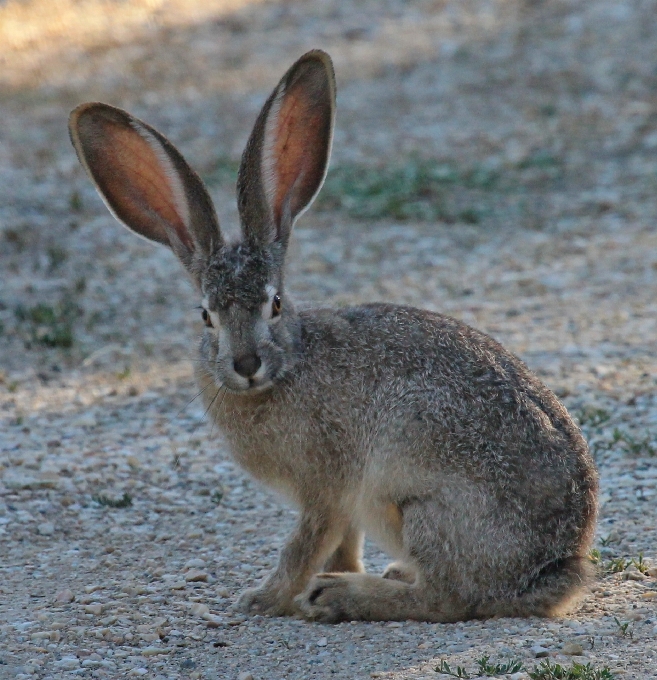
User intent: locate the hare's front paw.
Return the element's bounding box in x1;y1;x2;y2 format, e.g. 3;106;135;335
237;585;296;617
295;573;351;623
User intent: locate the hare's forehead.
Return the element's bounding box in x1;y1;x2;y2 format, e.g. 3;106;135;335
201;244;272;309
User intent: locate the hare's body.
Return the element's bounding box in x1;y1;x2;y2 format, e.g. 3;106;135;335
198;303;596;621
69;50;598;623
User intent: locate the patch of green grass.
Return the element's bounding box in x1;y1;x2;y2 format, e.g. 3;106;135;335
201;153;562;226
92;492;133;509
14;296;81;348
528;661;614;680
612;428;656;457
315;158;494;222
630;552;649;573
435;657;525;678
591;427;656;458
613;617;633;639
476;655;524;676
605;556;628;573
599;534;618;547
435;660;471;678
435;659;613;680
601;552;649;575
588;548;602;566
312;152;563;223
573;406;611;429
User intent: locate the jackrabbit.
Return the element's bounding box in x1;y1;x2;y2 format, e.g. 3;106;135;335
69;50;598;623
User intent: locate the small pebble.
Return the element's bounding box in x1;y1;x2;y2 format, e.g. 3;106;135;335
84;604;103;615
37;522;55;536
562;642;584;655
185;558;207;570
203;614;224;627
531;645;550;658
141;647;171;656
185;569;209;582
189;602;210;617
623;565;646;581
237;673;254;680
55;589;75;604
53;656;80;670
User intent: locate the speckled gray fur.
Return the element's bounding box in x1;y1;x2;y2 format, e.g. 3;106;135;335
69;49;598;623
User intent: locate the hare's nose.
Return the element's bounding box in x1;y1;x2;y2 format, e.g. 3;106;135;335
233;354;262;378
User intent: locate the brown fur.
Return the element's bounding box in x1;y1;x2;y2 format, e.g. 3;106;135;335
69;50;598;624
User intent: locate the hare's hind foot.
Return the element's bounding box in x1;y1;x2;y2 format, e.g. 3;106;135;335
294;557;591;623
295;573;464;623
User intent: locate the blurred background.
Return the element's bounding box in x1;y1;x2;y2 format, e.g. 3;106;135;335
1;0;657;389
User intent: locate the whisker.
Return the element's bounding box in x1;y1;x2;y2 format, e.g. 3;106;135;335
168;381;214;426
209;386;228;439
201;385;223;426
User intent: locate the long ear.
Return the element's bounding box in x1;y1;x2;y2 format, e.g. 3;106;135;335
69;103;222;267
237;50;335;249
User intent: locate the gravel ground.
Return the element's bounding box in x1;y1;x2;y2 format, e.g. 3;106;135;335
1;1;657;679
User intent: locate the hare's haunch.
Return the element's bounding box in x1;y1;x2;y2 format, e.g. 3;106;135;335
69;50;598;623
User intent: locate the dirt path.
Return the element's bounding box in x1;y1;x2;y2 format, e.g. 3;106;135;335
1;1;657;678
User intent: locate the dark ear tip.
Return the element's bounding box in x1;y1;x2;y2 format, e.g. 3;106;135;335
69;102;133;137
69;103;90;136
294;49;335;81
69;102;104;125
298;49;333;68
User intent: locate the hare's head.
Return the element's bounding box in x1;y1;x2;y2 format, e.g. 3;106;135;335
69;50;335;393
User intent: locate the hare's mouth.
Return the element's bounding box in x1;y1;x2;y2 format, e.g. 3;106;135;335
221;374;275;395
246;378;275;393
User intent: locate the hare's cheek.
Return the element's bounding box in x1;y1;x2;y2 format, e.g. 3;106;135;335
215;325;232;356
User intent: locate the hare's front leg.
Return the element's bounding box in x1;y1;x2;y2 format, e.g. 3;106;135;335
238;510;349;617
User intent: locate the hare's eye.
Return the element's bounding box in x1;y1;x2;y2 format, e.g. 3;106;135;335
272;294;282;317
201;309;213;328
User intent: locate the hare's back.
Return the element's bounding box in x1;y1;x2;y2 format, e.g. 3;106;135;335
301;302;546;402
298;303;587;471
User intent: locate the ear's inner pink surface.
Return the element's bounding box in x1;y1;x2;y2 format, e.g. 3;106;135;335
269;61;333;228
74;110;194;251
